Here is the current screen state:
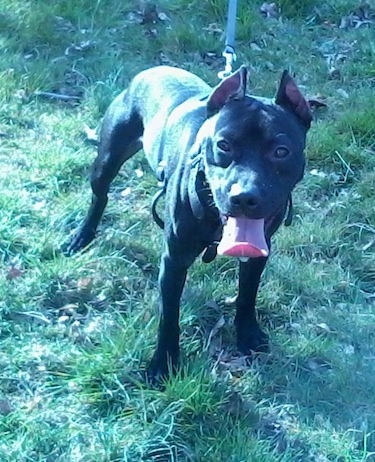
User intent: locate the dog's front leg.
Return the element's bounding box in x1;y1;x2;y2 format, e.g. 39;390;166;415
235;255;270;354
147;241;198;383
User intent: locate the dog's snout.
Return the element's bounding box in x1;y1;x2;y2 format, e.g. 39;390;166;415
229;190;260;214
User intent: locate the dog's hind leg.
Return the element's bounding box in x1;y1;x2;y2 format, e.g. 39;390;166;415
66;93;144;254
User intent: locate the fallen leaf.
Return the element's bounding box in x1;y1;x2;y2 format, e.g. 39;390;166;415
83;124;98;144
54;16;75;32
207;315;225;344
258;416;288;453
143;309;152;322
139;1;158;24
125;12;143;25
24;52;35;60
328;68;341;80
135;168;144;178
260;2;280;19
57;315;70;323
158;12;169;21
201;52;222;68
304;357;332;372
224;295;237;306
145;27;158;37
142;263;155;273
311;453;330;462
343;344;355;355
32;200;46;211
65;40;96;56
310;168;327;178
308;96;327;110
158;51;174;65
77;277;93;292
14;89;27;101
25;396;42;412
59;303;79;315
90;291;107;309
0;399;13;416
250;42;262;51
6;266;24;280
339;3;375;29
336;88;349;99
202;23;224;34
121;187;132;197
316;322;332;334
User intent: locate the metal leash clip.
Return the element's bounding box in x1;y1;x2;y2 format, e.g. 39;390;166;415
218;46;236;80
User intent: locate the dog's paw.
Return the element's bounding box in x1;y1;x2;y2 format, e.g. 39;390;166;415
236;323;269;355
146;351;179;386
62;230;95;256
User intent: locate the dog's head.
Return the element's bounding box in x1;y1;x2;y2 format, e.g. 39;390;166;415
200;66;312;258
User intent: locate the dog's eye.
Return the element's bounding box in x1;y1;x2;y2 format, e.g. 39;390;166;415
213;139;233;167
217;140;231;152
274;146;290;159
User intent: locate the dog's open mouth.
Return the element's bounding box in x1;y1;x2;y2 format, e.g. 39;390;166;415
217;216;269;259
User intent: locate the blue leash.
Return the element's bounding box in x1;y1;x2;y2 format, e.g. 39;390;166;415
218;0;238;79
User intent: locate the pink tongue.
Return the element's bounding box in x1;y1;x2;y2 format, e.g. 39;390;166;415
217;217;269;258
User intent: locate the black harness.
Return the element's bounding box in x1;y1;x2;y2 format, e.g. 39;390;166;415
151;155;221;263
152;154;212;229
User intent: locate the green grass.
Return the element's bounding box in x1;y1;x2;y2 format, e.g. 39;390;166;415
1;0;375;460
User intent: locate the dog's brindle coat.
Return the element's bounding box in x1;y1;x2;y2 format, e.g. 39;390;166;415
66;66;312;381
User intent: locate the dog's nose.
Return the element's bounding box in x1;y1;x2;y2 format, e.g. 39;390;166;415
229;191;260;214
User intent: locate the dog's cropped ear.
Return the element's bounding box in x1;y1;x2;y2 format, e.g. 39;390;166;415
275;71;312;128
207;66;247;116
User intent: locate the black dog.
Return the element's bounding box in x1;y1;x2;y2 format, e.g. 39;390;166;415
66;65;312;381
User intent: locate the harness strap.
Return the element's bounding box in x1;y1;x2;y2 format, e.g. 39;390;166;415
188;156;207;221
284;193;293;226
151;188;165;229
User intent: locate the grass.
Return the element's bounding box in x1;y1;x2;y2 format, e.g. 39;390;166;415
1;0;375;460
